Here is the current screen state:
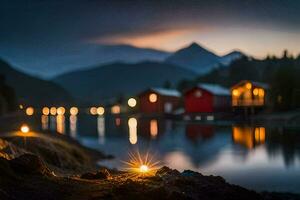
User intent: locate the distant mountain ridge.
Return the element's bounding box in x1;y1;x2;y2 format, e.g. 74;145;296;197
1;42;244;79
53;61;196;103
165;42;244;74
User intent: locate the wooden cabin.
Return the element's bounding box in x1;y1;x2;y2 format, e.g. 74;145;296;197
231;80;269;107
138;88;180;114
184;84;231;113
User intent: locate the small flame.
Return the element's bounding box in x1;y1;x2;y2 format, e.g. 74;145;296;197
20;125;30;133
122;151;160;177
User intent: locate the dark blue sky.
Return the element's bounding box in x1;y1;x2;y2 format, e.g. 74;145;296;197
1;0;300;71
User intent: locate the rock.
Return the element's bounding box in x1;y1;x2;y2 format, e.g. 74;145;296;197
9;154;51;175
155;166;180;177
181;170;202;177
80;169;110;180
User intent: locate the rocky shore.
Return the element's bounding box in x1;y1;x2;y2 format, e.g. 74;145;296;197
0;131;299;200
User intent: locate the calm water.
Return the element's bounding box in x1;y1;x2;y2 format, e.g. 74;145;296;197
36;114;300;193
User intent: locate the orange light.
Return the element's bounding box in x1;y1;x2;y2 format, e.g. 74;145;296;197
42;107;50;115
97;107;105;115
232;89;239;96
258;89;265;97
149;93;157;103
139;165;149;173
70;107;79;115
246;82;252;90
57;107;66;115
253;88;259;96
111;105;120;114
20;125;30;133
50;107;57;115
25;107;34;116
90;107;97;115
128;98;137;107
150;119;158;138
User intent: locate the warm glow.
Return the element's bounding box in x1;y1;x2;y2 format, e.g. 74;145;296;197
20;125;30;133
150;119;158;138
149;93;157;103
111;105;120;114
56;114;65;134
70;107;79;115
258;89;265;97
97;107;105;115
42;107;50;115
128;118;137;144
57;107;65;115
128;98;137;107
246;82;252;90
232;89;239;96
50;107;57;115
139;165;149;173
25;107;34;116
90;107;97;115
253;88;259;96
122;151;160;176
19;104;23;109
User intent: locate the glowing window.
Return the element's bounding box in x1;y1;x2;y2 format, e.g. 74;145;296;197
246;82;252;90
253;88;259;96
149;93;157;103
232;89;239;96
194;90;202;97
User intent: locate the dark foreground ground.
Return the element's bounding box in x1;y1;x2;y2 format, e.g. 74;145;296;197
0;131;299;200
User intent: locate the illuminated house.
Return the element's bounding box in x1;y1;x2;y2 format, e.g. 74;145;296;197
184;84;231;113
138;88;180;114
231;80;269;107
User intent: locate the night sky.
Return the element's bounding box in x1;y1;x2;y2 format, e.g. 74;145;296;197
1;0;300;72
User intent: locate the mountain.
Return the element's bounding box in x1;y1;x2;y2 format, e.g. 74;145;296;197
0;44;171;79
53;61;196;103
0;59;72;105
219;50;244;66
165;42;244;74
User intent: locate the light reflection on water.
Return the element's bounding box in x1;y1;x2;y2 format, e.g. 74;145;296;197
39;114;300;193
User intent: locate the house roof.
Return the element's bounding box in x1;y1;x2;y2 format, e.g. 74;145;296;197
197;83;230;96
231;80;269;89
150;88;181;97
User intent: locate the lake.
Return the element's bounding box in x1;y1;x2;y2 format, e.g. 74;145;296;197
31;114;300;193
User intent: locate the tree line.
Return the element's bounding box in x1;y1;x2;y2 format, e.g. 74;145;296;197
176;50;300;111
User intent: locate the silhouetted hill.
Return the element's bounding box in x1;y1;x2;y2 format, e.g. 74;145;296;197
165;43;244;74
0;59;72;105
54;61;196;103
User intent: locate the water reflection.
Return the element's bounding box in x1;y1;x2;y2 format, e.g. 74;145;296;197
35;114;300;193
232;126;265;149
49;116;56;131
150;119;158;139
97;116;105;144
41;115;49;130
56;114;65;134
128;117;137;144
70;115;77;138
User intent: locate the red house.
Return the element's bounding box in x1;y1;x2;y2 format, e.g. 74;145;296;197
138;88;181;114
184;84;231;113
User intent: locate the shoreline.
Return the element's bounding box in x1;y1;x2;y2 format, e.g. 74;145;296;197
0;130;300;200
